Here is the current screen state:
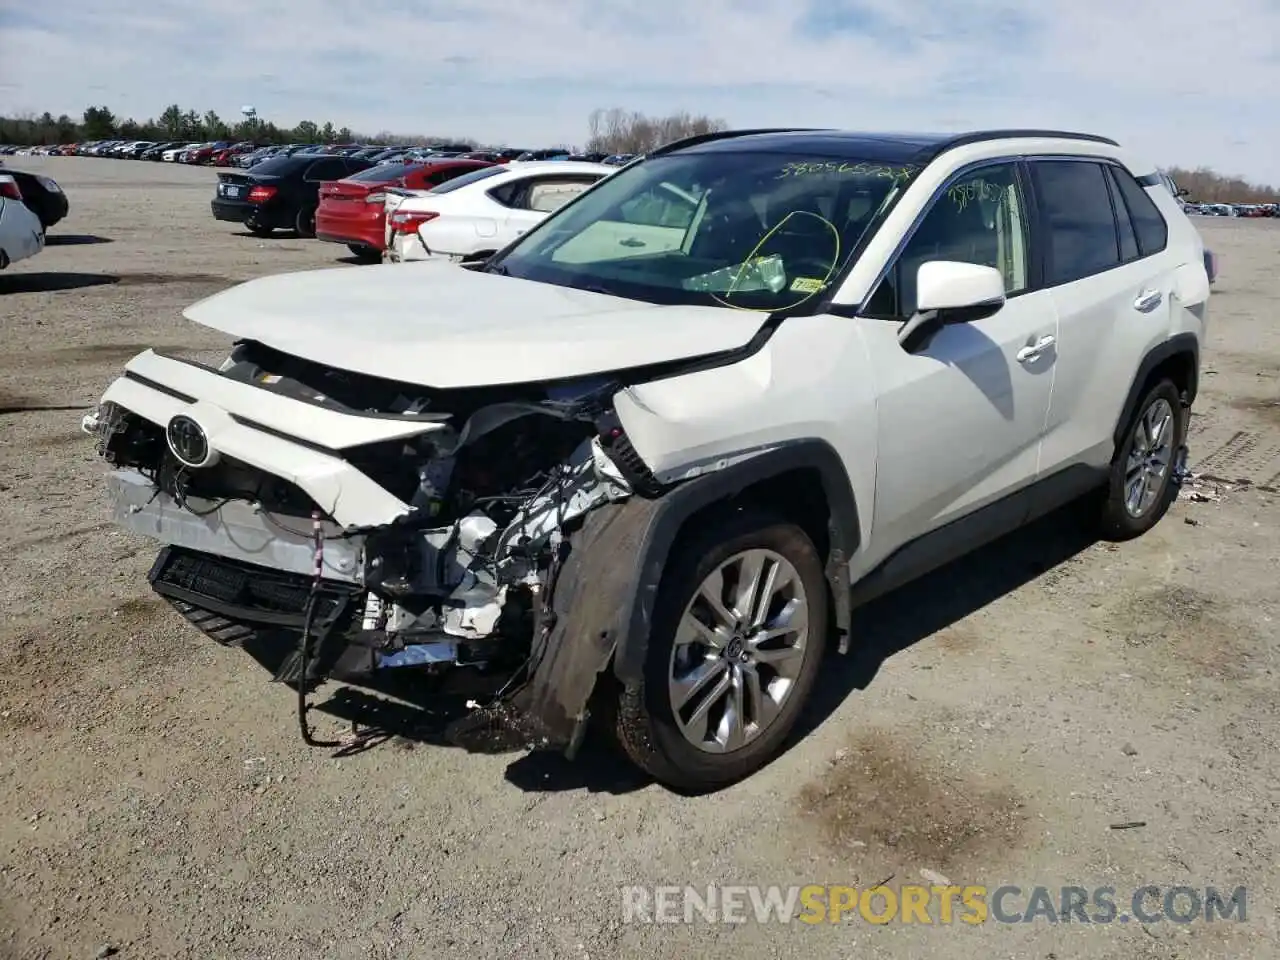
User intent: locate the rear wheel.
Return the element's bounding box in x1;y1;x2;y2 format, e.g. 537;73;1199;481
347;244;382;263
615;509;828;793
295;206;316;238
1099;379;1186;540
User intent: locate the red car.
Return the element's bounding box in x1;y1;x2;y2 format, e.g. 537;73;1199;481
212;142;256;166
315;159;495;261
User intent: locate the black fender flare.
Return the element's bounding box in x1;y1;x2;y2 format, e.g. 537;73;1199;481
1111;332;1200;448
611;438;860;685
506;439;860;752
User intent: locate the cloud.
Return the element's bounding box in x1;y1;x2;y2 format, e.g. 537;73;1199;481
1;0;1277;181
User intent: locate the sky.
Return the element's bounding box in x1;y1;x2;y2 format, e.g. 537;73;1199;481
1;0;1277;183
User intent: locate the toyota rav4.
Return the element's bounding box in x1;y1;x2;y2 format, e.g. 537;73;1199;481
84;129;1210;792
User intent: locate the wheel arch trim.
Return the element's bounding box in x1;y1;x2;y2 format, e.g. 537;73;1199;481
1112;332;1199;449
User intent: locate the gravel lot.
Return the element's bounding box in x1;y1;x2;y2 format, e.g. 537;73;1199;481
1;157;1277;960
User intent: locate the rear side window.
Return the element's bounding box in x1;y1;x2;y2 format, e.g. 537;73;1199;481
1032;161;1120;284
497;175;602;212
1108;167;1169;257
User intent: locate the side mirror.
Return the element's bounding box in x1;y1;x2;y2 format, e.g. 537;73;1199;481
1175;187;1191;198
899;261;1006;350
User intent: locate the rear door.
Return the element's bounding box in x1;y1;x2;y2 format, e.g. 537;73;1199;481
1033;159;1178;474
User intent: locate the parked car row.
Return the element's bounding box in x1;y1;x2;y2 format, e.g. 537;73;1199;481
1185;202;1278;218
3;140;637;169
210;152;619;264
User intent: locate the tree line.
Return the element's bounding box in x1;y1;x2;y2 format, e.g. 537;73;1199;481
0;104;730;155
1165;166;1277;204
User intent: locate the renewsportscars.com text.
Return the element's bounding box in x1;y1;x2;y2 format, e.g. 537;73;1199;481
621;884;1247;925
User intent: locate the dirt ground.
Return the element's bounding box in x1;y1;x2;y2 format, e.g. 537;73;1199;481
0;157;1276;960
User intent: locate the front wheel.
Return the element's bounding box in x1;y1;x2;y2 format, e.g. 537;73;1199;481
615;510;828;793
1099;379;1186;540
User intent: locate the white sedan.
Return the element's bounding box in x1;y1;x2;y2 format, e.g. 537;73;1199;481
0;174;45;270
384;160;614;263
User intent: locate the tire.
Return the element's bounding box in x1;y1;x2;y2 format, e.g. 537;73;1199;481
294;204;317;236
347;243;382;263
295;206;316;238
1099;379;1186;541
615;508;828;793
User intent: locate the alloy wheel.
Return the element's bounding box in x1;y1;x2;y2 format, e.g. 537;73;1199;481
1124;397;1175;517
667;548;810;753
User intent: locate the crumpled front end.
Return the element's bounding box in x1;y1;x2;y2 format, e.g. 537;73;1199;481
83;340;657;745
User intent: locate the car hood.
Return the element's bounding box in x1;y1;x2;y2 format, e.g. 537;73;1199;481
183;261;769;388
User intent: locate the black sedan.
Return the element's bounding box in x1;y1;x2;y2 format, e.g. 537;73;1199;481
2;168;68;230
212;154;374;237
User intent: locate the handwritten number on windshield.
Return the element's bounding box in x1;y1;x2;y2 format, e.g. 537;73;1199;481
777;161;916;183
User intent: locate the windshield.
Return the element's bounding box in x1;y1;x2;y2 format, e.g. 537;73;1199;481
488;151;918;311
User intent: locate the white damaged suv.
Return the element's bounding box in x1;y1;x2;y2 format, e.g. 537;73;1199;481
85;129;1209;791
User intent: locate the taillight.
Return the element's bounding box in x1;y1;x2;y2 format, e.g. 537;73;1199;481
364;191;386;204
246;185;277;203
389;210;439;234
0;176;21;201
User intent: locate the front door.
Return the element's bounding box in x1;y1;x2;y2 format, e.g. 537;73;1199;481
857;161;1058;560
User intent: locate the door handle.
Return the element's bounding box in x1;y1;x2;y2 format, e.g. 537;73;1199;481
1016;335;1056;363
619;237;646;247
1134;289;1163;313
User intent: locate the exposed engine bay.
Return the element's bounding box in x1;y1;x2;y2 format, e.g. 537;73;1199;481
84;340;662;742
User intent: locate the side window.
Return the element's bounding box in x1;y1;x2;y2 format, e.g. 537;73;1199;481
1108;167;1169;257
616;184;699;229
522;176;601;213
863;162;1029;318
1112;174;1140;262
1033;161;1121;284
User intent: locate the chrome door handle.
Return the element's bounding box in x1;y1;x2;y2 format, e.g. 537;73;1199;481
1134;289;1163;312
1016;335;1056;362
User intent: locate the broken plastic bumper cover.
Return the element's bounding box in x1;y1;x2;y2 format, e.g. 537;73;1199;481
107;469;362;582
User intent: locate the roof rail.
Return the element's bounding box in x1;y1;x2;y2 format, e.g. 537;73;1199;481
929;129;1120;156
647;128;832;158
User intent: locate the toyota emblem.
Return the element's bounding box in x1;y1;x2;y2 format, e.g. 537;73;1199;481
166;414;217;468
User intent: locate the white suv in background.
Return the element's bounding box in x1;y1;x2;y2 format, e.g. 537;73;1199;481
383;160;614;262
85;129;1209;792
0;174;44;269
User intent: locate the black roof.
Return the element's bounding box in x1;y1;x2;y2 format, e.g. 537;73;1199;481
653;128;1119;165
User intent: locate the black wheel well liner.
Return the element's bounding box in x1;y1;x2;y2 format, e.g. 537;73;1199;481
1112;333;1199;448
610;439;859;685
